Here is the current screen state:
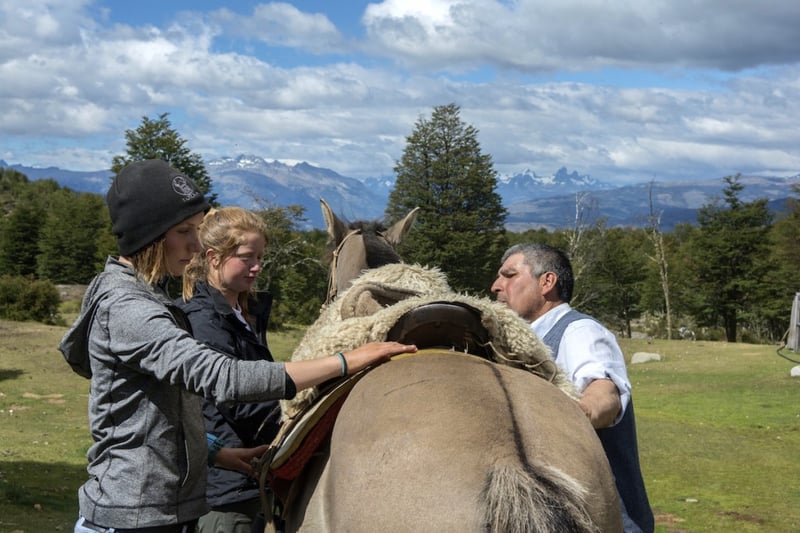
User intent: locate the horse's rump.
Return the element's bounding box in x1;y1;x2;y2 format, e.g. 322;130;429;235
284;352;621;532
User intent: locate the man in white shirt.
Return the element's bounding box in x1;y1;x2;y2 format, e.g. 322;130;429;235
492;242;653;533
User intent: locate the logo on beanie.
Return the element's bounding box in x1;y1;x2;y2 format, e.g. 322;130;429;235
172;175;200;201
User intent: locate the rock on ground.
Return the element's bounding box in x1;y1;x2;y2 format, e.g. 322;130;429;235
631;352;662;364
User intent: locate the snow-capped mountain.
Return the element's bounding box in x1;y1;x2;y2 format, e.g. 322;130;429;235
504;174;799;231
2;157;797;231
495;166;614;203
206;155;386;227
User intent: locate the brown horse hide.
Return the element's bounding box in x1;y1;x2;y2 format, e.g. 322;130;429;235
282;352;621;533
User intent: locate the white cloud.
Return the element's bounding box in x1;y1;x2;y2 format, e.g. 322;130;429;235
0;0;798;184
362;0;800;72
211;3;345;53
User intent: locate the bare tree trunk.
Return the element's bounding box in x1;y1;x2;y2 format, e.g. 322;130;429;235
567;192;604;310
646;182;673;339
566;192;590;281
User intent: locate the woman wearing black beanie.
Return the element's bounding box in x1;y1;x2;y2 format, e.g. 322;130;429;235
60;159;416;533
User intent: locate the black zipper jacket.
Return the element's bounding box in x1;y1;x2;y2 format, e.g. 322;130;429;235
178;281;282;508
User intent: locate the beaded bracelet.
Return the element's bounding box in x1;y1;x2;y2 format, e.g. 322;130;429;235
335;352;348;377
206;433;225;467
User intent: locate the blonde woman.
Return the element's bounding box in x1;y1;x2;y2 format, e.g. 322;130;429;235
180;207;280;533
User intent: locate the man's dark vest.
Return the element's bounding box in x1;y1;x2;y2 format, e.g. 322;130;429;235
542;310;654;533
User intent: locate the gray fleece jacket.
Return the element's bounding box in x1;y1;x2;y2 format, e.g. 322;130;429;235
59;258;290;529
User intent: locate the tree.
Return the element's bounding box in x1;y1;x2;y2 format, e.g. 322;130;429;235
0;195;43;277
0;172;115;285
756;183;800;341
587;227;647;338
93;206;118;273
0;167;30;215
37;189;111;284
111;112;217;205
645;181;673;339
385;103;507;294
248;200;329;327
0;179;60;277
561;192;607;310
688;175;772;342
268;228;329;326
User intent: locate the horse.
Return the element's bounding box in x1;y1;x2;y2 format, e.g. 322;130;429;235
265;200;622;532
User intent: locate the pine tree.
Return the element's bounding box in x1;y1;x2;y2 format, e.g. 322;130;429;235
37;190;110;284
688;175;772;342
587;227;647;338
386;104;507;294
111;112;217;205
0;179;59;277
0;195;42;276
756;184;800;341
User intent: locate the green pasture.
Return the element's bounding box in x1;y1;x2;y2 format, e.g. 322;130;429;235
0;319;798;532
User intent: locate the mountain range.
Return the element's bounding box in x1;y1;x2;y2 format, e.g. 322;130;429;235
2;156;797;231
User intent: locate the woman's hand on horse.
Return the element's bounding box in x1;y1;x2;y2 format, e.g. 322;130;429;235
285;342;416;390
344;341;417;374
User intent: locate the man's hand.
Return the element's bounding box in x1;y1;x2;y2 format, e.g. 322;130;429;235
214;444;270;477
578;379;621;429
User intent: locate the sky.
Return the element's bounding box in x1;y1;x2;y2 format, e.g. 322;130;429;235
2;0;800;185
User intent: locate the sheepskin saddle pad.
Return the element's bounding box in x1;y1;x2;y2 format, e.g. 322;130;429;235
280;263;576;423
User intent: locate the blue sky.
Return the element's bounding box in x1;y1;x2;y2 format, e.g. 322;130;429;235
2;0;799;184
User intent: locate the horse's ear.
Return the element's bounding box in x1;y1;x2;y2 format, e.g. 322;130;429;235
384;207;420;246
321;198;349;245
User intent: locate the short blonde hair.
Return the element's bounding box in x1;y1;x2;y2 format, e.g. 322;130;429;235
182;207;269;309
128;238;170;286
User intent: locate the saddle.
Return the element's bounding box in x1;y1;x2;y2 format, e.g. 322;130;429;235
386;301;492;358
257;301;493;508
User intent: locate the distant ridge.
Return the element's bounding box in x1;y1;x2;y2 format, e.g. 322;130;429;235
1;159;112;195
2;158;797;231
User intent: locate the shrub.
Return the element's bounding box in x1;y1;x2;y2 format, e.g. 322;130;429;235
0;275;62;324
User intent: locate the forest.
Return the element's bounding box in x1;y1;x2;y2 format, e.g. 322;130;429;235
1;107;798;344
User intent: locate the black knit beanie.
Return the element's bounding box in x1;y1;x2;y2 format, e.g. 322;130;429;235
107;159;210;256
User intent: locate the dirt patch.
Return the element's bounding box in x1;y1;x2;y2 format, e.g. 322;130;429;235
715;510;765;525
56;284;87;302
22;392;65;404
654;512;691;532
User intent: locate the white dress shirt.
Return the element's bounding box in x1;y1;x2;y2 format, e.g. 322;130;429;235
531;302;631;424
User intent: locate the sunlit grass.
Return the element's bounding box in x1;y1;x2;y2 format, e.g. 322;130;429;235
620;338;800;532
267;325;306;362
1;321;799;531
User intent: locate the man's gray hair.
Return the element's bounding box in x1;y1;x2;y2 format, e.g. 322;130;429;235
502;242;574;303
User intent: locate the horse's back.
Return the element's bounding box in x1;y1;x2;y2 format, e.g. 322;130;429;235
286;351;621;532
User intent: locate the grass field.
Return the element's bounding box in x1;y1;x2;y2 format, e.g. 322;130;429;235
1;319;798;532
